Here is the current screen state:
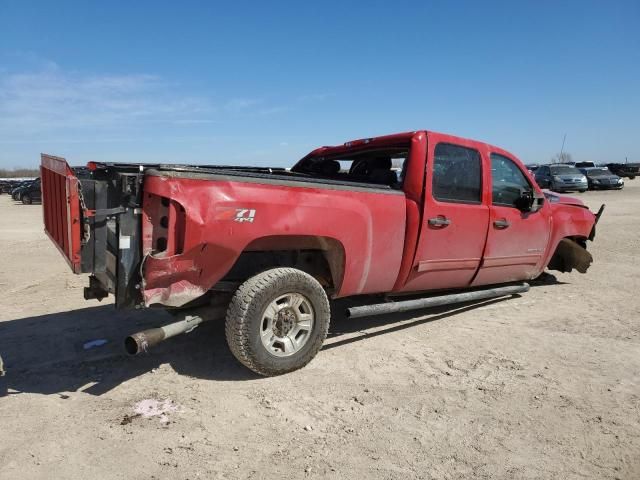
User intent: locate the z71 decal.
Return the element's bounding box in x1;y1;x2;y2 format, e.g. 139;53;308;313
215;207;257;223
234;209;256;223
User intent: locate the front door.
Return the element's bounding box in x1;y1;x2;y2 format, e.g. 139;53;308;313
401;135;490;292
472;152;551;286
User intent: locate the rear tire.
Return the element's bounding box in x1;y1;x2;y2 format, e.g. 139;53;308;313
225;268;330;376
22;194;32;205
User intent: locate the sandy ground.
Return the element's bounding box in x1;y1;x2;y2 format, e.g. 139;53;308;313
0;183;638;480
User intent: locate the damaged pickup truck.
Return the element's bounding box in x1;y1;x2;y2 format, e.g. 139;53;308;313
41;130;603;375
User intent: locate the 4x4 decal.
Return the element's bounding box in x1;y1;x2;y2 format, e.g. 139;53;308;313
214;207;256;223
234;209;256;223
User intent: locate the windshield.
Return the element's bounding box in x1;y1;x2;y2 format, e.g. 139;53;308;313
586;168;613;177
550;165;581;175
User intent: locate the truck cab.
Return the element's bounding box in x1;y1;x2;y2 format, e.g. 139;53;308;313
292;131;593;292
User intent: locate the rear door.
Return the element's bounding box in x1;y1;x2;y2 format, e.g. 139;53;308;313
401;134;490;292
472;153;551;286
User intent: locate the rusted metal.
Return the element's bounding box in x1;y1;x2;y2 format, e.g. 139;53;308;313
124;305;226;355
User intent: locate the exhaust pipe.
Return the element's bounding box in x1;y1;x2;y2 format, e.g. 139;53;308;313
346;283;530;319
125;306;226;355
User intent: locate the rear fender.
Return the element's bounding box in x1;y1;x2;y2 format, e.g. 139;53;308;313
141;172;407;307
241;235;346;293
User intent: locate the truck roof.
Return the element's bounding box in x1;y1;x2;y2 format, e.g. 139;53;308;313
304;130;518;161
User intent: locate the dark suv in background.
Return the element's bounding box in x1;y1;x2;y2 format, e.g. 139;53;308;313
18;178;41;204
10;178;41;204
606;163;639;180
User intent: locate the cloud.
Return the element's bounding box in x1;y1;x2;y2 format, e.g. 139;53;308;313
224;98;261;112
0;60;316;146
0;63;215;137
297;93;335;103
224;98;290;117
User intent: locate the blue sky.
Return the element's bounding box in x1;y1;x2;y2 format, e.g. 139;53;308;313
0;0;638;168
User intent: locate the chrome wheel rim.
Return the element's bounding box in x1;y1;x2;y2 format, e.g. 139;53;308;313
260;293;314;357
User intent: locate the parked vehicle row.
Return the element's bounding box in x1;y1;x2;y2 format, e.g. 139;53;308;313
0;178;42;204
0;179;24;194
532;164;626;192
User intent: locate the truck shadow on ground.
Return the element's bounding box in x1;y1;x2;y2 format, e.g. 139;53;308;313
0;277;560;397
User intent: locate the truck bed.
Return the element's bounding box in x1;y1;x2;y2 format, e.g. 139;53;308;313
41;155;407;309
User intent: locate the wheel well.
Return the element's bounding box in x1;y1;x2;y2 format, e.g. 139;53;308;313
220;236;345;295
547;236;592;274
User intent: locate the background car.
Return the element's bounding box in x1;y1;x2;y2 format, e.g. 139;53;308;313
534;164;588;192
525;163;540;175
11;179;38;201
19;178;42;204
606;163;639;180
0;180;20;194
575;161;597;168
11;181;31;200
578;167;624;190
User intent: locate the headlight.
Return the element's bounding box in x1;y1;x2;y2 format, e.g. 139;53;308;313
618;178;624;183
553;175;563;182
593;179;600;184
580;176;587;182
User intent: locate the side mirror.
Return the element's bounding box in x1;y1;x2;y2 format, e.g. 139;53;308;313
515;190;534;212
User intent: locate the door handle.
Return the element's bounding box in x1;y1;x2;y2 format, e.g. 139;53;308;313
428;216;451;227
493;219;510;229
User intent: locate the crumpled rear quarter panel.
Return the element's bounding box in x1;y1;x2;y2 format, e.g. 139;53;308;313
140;172;407;307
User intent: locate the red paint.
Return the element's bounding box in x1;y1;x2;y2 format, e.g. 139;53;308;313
141;176;407;304
40;154;83;273
41;130;598;308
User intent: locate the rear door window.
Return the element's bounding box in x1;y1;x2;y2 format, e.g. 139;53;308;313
432;143;482;203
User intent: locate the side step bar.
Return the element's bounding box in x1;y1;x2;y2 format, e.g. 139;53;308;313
346;283;530;319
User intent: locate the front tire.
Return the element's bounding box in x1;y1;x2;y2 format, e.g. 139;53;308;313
225;268;330;376
22;194;32;205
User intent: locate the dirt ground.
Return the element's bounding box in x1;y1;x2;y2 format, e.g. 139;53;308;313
0;183;638;480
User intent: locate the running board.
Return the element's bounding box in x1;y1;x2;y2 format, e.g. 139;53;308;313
346;283;530;319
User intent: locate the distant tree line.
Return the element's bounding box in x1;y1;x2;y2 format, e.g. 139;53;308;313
0;168;40;178
551;152;573;164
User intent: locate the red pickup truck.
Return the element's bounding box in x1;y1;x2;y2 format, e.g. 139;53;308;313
41;130;602;375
